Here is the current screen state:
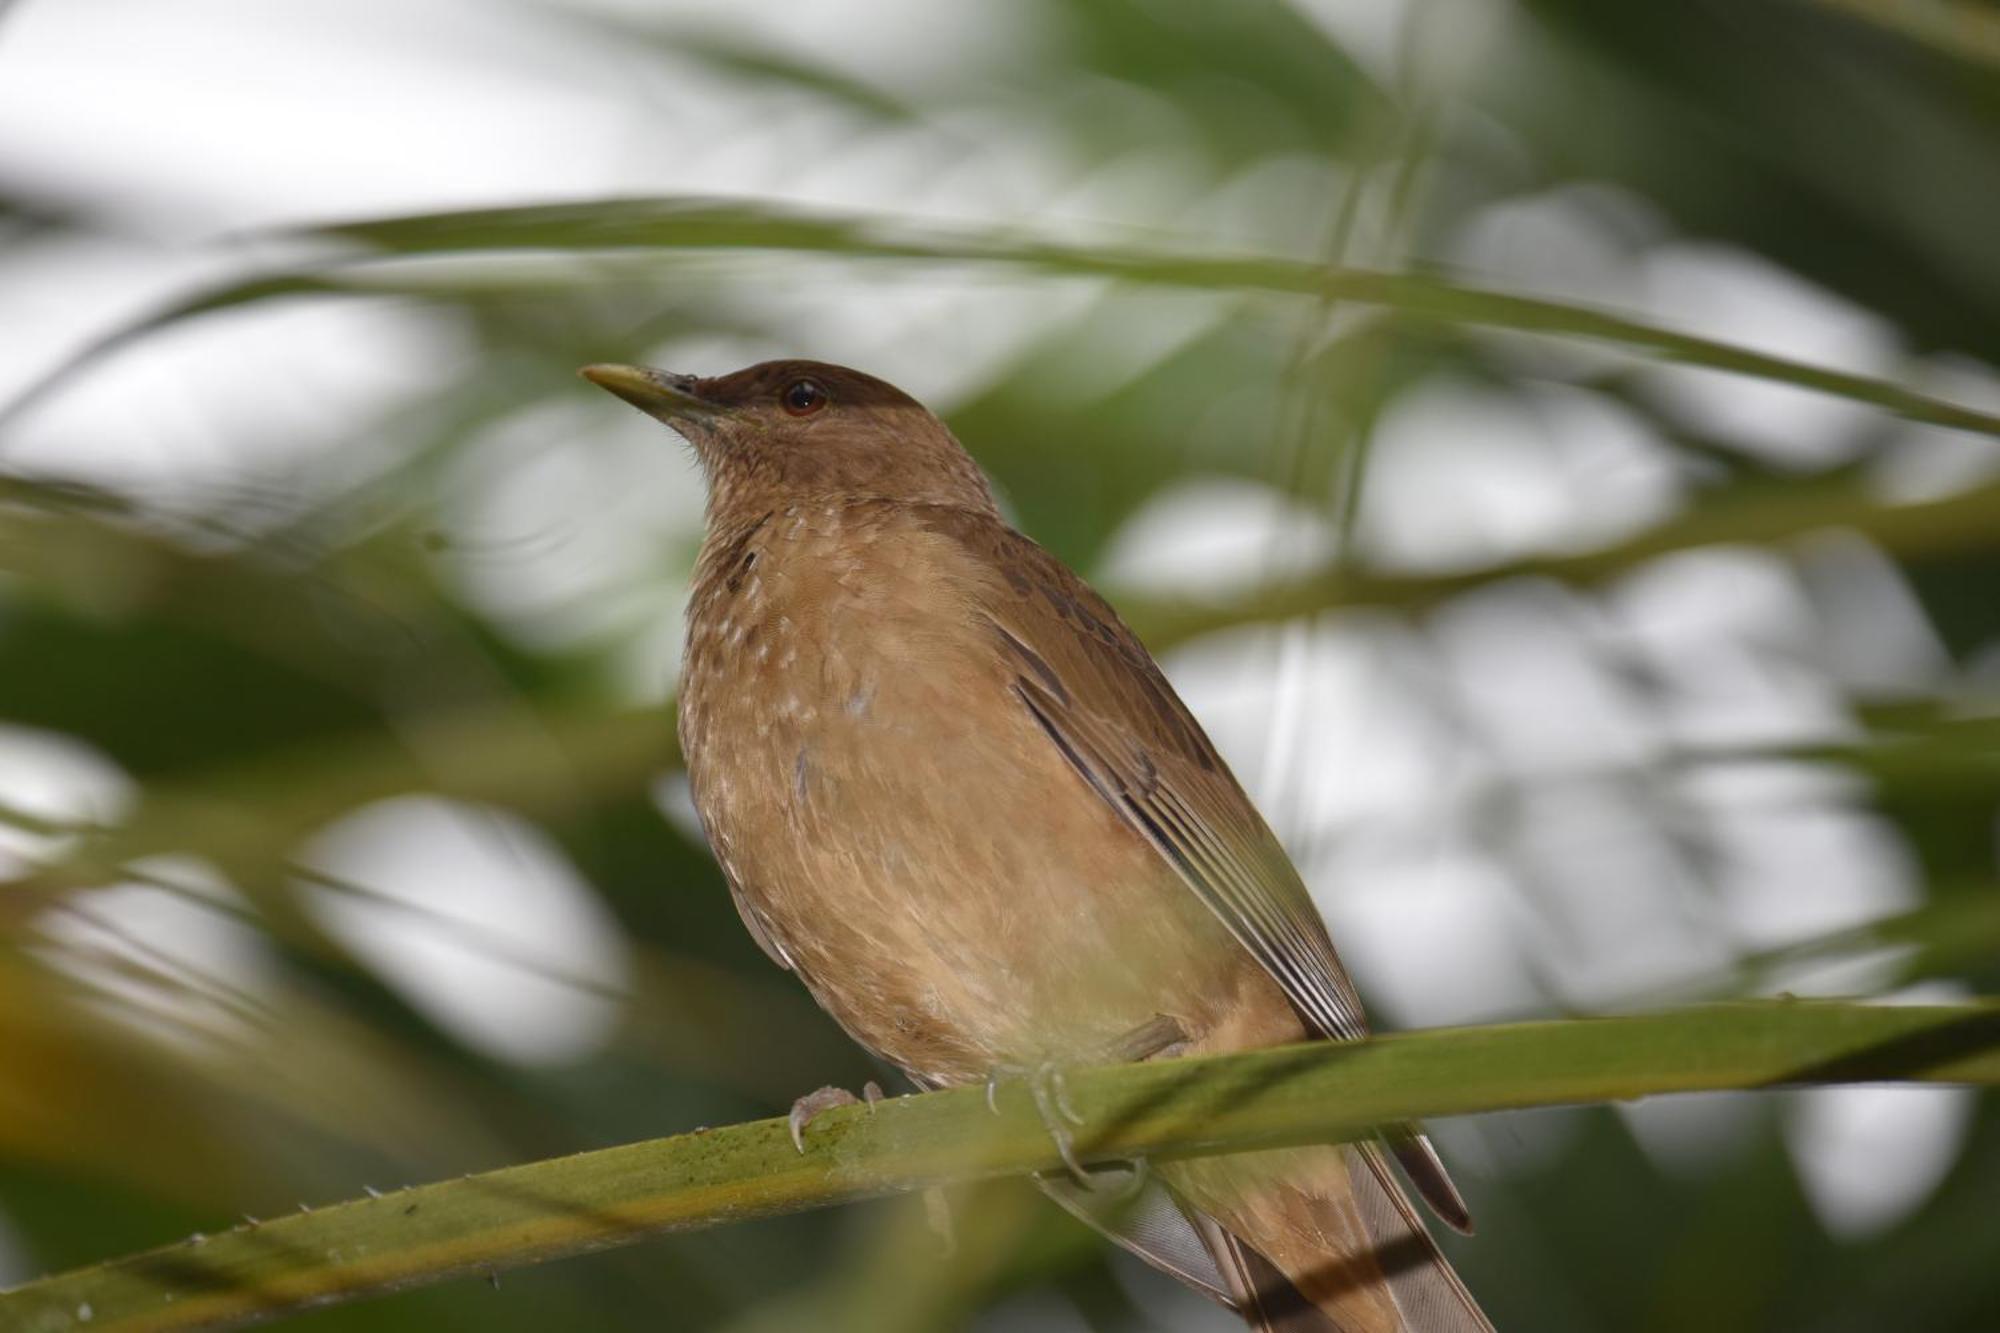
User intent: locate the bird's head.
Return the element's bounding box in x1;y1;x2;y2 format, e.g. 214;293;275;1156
581;358;996;522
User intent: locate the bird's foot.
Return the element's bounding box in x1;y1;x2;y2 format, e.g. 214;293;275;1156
989;1024;1187;1192
985;1061;1090;1182
786;1080;883;1153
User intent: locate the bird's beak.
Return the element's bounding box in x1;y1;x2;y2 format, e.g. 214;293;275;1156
579;364;720;422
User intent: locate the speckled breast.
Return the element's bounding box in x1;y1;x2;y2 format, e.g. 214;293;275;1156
676;501;1256;1086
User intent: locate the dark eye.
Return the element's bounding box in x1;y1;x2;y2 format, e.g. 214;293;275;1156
781;379;826;416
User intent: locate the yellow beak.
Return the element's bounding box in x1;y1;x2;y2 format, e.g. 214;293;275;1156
579;364;718;419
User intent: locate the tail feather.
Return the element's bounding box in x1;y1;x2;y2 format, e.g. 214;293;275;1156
1386;1127;1474;1235
1349;1143;1489;1331
1166;1142;1492;1333
1199;1215;1341;1332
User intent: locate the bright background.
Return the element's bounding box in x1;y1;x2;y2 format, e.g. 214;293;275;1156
2;1;1998;1328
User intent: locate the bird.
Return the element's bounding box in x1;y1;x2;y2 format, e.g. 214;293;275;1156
583;357;1491;1332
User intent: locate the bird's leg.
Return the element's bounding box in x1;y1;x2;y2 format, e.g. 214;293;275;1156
786;1079;884;1153
992;1018;1186;1184
1108;1013;1189;1064
1036;1016;1190;1196
983;1061;1089;1179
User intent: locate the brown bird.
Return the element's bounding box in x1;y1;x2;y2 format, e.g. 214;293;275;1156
583;358;1491;1332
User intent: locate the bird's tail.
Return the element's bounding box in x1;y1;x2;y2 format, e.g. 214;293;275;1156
1164;1141;1493;1332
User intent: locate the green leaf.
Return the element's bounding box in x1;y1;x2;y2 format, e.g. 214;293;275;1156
4;999;1997;1332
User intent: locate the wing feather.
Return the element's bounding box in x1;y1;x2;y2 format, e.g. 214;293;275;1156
917;506;1470;1233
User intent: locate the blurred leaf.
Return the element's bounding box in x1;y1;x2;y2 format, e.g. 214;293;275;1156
1508;0;2000;359
1816;0;2000;70
1124;471;2000;645
13;197;2000;445
303;199;2000;438
0;959;249;1203
601;23;921;122
15;696;671;889
1021;0;1393;166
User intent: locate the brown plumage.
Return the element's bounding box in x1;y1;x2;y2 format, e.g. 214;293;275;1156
583;358;1491;1332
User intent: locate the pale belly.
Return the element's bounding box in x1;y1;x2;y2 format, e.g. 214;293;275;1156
681;601;1281;1086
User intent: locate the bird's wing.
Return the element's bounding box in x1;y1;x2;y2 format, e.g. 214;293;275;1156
938;508;1367;1040
921;506;1469;1232
985;588;1364;1040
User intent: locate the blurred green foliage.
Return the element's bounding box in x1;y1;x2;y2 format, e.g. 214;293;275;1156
1;0;1997;1329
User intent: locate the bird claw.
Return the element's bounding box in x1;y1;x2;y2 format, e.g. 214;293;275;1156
1111;1154;1150;1199
1038;1064;1085;1128
986;1061;1091;1182
787;1082;881;1153
1042;1156;1150;1200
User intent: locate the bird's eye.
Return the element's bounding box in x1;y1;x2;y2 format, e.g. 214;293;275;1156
781;380;826;416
